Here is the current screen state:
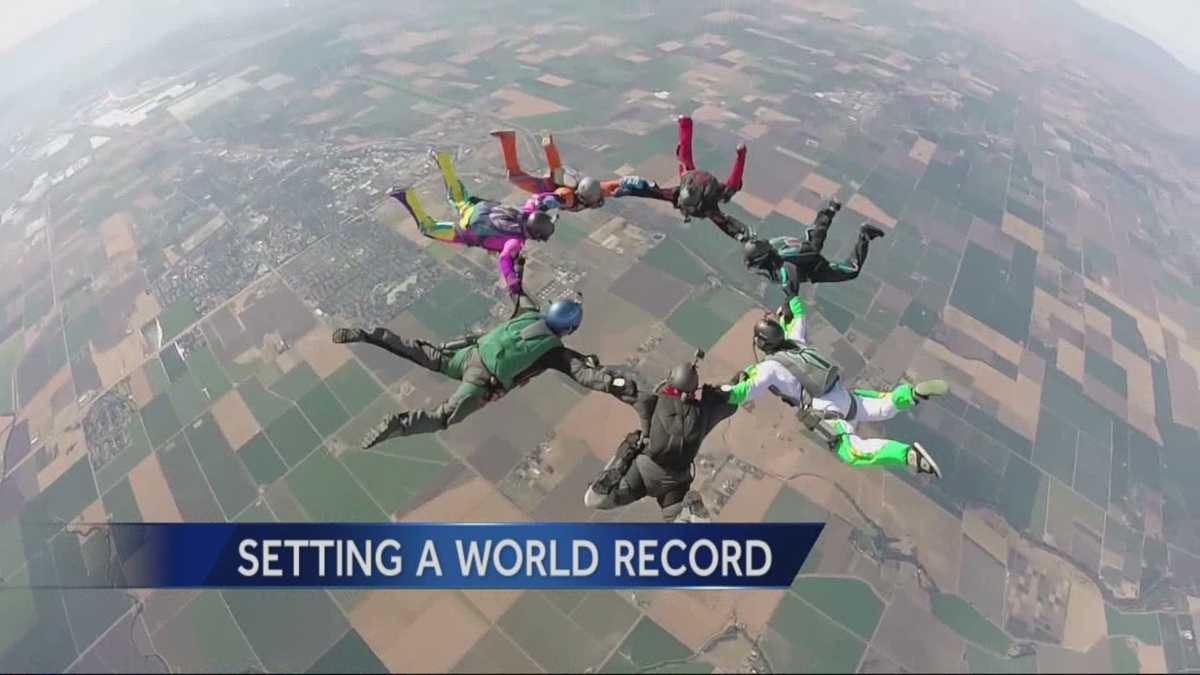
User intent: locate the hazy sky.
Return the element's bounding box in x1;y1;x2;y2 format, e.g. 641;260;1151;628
0;0;99;52
1077;0;1200;71
1;0;1198;71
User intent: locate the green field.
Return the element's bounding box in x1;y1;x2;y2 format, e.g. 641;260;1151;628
238;433;288;485
643;238;709;285
605;615;710;673
1110;637;1139;674
285;449;386;522
0;333;23;414
1105;605;1162;644
158;437;223;521
341;446;451;515
666;286;752;351
765;592;866;674
930;592;1013;654
223;589;348;672
498;592;614;673
51;530;134;649
154;592;259;673
184;415;257;517
411;289;495;340
309;629;387;674
792;577;884;641
140;393;183;449
452;627;540;674
159;298;202;342
270;362;321;401
187;344;233;399
1033;409;1078;486
325;360;383;415
297;382;350;437
265;407;323;467
101;478;142;522
238;377;292;428
167;372;213;426
965;644;1036;673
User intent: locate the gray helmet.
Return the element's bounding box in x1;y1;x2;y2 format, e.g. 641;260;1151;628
575;176;604;207
525;211;556;241
668;362;700;394
753;317;787;353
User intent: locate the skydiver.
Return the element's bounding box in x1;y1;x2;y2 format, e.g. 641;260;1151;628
332;297;637;447
722;297;945;477
389;150;556;298
491;129;647;212
583;354;738;523
610;114;754;243
742;199;886;301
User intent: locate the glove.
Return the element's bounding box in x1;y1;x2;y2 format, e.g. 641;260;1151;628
607;375;638;402
614;175;653;197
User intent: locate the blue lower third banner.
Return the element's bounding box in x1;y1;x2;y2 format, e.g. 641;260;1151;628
42;523;823;589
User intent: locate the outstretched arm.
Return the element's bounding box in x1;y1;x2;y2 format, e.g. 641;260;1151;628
522;187;575;213
700;384;740;434
611;175;675;202
530;346;633;398
722;143;747;199
709;209;754;243
780;295;809;344
721;360;802;406
498;238;525;295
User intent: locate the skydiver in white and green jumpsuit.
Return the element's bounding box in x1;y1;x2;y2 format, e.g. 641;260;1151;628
722;296;945;476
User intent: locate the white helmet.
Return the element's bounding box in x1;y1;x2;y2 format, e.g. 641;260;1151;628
576;176;604;207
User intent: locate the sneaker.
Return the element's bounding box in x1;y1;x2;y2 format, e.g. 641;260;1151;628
332;328;366;344
860;223;886;240
914;379;949;401
908;442;942;478
362;414;408;449
387;185;407;201
826;199;842;212
489;129;514;139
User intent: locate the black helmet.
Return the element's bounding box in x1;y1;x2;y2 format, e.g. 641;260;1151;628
753;317;787;353
525;211;556;241
743;239;774;268
668;362;699;395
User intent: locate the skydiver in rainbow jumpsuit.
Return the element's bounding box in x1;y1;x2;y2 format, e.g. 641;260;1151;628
390;150;557;297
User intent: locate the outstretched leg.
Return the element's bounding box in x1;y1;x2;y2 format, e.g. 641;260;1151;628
722;143;747;197
542;133;563;174
808;220;886;284
433;151;474;214
333;327;446;372
851;380;949;422
491;131;557;194
491;130;525;175
363;380;488;447
676;115;696;175
829;419;914;468
390;188;458;243
584;434;649;510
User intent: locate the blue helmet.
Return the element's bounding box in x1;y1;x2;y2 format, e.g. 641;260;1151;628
543;299;583;336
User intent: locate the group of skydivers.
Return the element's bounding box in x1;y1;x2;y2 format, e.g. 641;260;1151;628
331;115;946;523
